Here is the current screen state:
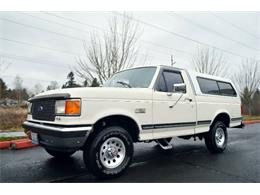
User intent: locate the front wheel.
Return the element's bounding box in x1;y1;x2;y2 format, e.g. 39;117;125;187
204;121;228;153
83;126;134;179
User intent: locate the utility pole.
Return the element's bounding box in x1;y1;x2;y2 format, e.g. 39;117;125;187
171;55;176;66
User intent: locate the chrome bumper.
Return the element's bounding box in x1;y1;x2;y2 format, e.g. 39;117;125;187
22;121;92;151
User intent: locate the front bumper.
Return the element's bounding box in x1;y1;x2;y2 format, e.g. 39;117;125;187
22;121;92;151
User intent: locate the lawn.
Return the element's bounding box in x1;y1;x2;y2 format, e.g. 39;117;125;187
0;107;27;132
243;115;260;121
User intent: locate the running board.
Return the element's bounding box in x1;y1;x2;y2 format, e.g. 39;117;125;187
156;139;173;150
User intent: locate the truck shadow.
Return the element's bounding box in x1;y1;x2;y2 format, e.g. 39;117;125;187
53;142;224;182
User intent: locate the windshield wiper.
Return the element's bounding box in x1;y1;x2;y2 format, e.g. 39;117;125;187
116;81;132;88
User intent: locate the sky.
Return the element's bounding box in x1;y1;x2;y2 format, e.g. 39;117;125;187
0;11;259;91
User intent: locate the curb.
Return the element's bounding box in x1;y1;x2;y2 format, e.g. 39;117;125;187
0;141;11;149
0;138;37;150
10;139;37;150
243;120;260;124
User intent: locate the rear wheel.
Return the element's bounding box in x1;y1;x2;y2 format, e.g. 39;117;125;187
45;149;75;159
204;121;228;153
83;126;133;179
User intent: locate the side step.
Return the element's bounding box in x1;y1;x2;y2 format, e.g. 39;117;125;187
156;138;173;150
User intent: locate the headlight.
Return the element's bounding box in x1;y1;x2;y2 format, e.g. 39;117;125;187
55;99;81;115
27;102;32;114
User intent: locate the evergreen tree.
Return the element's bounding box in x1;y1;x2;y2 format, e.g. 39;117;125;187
62;71;81;88
91;78;100;87
0;78;8;99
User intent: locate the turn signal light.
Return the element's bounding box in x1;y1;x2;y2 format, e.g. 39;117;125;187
65;100;81;115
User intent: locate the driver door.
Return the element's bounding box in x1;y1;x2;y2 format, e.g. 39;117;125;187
152;69;196;139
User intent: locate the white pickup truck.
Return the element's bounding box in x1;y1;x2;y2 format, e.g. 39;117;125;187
23;65;243;178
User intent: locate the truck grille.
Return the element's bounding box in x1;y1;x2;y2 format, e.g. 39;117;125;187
31;99;56;121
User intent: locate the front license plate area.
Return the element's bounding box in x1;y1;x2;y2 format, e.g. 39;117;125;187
31;132;39;145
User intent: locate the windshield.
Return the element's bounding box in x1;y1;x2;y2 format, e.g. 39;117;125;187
103;67;157;88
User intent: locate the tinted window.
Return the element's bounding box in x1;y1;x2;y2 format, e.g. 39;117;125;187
218;81;236;96
197;77;219;95
157;75;167;92
162;71;184;92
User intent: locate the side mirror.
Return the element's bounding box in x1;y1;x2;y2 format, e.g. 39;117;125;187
173;83;186;93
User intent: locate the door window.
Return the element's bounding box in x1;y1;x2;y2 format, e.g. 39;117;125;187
156;70;184;92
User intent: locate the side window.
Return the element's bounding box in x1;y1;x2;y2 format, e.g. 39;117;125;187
197;77;219;95
163;71;184;92
157;75;167;92
218;81;237;96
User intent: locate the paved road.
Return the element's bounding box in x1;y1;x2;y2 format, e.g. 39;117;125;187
0;124;259;183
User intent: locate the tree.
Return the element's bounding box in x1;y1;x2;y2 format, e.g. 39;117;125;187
33;83;44;95
233;58;260;115
75;13;141;85
62;71;81;88
13;75;23;104
0;78;8;99
47;81;59;91
192;48;229;77
252;89;260;115
91;78;100;87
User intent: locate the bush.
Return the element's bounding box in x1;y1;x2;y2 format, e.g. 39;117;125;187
0;107;27;131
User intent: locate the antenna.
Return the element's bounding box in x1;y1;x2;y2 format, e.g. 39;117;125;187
171;55;176;66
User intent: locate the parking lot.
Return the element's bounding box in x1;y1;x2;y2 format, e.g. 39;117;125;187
0;123;259;183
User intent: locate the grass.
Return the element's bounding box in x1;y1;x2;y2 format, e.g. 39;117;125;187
0;136;27;141
243;115;260;121
0;107;27;131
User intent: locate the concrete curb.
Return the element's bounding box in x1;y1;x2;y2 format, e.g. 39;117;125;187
0;141;11;149
0;138;37;150
243;120;260;124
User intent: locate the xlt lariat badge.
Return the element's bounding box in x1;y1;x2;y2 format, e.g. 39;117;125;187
135;108;146;114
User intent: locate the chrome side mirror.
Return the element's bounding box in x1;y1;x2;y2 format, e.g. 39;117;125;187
173;83;186;93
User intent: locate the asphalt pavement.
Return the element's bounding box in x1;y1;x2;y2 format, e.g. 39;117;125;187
0;124;259;183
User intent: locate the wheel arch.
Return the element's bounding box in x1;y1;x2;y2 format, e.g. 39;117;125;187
211;111;231;128
88;114;140;143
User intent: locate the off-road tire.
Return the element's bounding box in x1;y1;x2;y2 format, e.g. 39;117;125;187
83;126;134;179
204;121;228;153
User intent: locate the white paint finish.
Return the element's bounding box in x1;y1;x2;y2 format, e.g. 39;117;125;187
28;65;242;141
152;69;196;138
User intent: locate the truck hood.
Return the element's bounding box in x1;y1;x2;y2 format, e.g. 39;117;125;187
33;87;153;100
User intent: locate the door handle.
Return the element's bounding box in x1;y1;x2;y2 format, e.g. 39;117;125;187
184;97;192;102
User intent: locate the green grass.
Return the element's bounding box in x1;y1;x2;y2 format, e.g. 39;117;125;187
0;136;27;141
243;115;260;121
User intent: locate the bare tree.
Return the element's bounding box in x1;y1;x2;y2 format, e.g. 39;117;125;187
192;48;229;77
75;13;141;85
33;83;44;95
233;58;260;115
13;75;23;104
47;81;59;91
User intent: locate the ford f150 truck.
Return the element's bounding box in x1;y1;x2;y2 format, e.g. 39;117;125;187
23;65;243;178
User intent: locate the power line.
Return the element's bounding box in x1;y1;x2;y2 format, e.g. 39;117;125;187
0;37;81;56
114;11;256;60
19;12;92;35
210;12;260;40
0;52;72;70
42;12;193;56
1;74;51;83
0;17;84;42
169;12;259;52
1;15;171;61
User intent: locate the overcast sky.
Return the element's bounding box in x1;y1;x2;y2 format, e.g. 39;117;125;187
0;11;259;91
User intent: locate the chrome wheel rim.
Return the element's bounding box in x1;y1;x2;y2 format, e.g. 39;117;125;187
99;137;126;169
215;127;225;148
